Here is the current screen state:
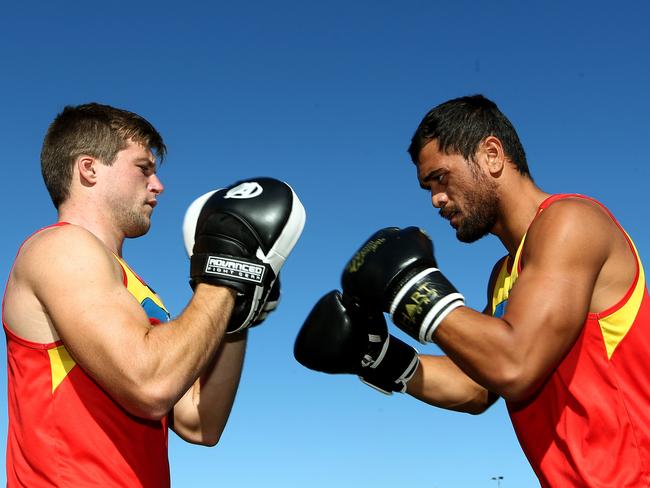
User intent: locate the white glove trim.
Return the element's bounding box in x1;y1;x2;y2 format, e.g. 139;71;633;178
182;189;219;258
389;267;438;316
367;333;390;369
388;268;465;344
420;296;464;343
395;353;420;393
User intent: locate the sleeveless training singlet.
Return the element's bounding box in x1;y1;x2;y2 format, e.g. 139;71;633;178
489;195;650;487
3;223;172;487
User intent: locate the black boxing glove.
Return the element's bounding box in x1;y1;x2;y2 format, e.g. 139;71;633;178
341;227;464;343
183;177;305;332
294;290;419;394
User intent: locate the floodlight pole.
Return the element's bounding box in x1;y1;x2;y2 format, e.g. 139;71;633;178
491;475;504;488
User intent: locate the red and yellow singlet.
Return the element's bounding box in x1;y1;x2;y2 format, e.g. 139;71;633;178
489;195;650;487
3;224;172;487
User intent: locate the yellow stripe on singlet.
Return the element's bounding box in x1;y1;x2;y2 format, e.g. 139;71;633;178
114;256;167;313
598;236;646;359
491;235;527;316
48;345;76;393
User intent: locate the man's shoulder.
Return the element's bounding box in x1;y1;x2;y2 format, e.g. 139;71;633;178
538;194;614;222
523;195;622;267
5;225;118;343
530;196;616;237
22;223;101;252
15;224;119;285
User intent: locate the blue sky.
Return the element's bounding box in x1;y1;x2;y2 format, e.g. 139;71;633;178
1;1;649;486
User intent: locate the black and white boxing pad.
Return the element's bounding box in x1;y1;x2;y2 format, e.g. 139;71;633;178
183;177;305;332
250;277;281;327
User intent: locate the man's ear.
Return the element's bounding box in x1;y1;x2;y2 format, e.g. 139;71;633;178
481;136;505;176
77;155;98;186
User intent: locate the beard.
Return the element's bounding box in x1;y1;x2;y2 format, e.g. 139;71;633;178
121;210;151;238
108;195;152;238
454;171;499;243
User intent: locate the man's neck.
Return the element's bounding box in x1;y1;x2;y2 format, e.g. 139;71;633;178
491;178;549;257
58;203;125;256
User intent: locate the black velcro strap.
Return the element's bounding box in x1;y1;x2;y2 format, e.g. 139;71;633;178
391;269;460;339
361;335;418;394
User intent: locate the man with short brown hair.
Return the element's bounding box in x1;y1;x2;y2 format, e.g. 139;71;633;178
4;103;304;486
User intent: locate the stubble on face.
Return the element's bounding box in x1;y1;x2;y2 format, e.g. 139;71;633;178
454;164;500;243
107;193;152;238
418;139;500;243
104;141;157;239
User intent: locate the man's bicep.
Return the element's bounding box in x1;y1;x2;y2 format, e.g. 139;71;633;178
29;229;152;381
502;206;607;383
507;204;606;329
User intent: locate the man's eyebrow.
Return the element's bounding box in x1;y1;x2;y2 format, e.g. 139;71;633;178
135;158;158;172
419;169;443;189
136;158;156;166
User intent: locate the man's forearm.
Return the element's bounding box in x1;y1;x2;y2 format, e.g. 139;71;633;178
172;330;247;445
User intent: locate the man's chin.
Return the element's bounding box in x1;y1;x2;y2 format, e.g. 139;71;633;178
456;225;490;243
125;220;151;239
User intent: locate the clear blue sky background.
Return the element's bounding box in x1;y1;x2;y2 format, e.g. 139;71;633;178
1;1;649;486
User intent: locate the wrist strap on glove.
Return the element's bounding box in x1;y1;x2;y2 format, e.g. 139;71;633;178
389;268;464;343
360;334;419;394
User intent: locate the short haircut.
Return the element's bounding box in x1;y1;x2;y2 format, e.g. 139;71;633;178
408;94;530;176
40;103;166;208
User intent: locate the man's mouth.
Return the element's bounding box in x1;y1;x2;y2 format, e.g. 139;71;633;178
440;208;456;221
440;209;459;228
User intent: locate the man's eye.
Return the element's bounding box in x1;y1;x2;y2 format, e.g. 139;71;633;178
436;173;446;184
